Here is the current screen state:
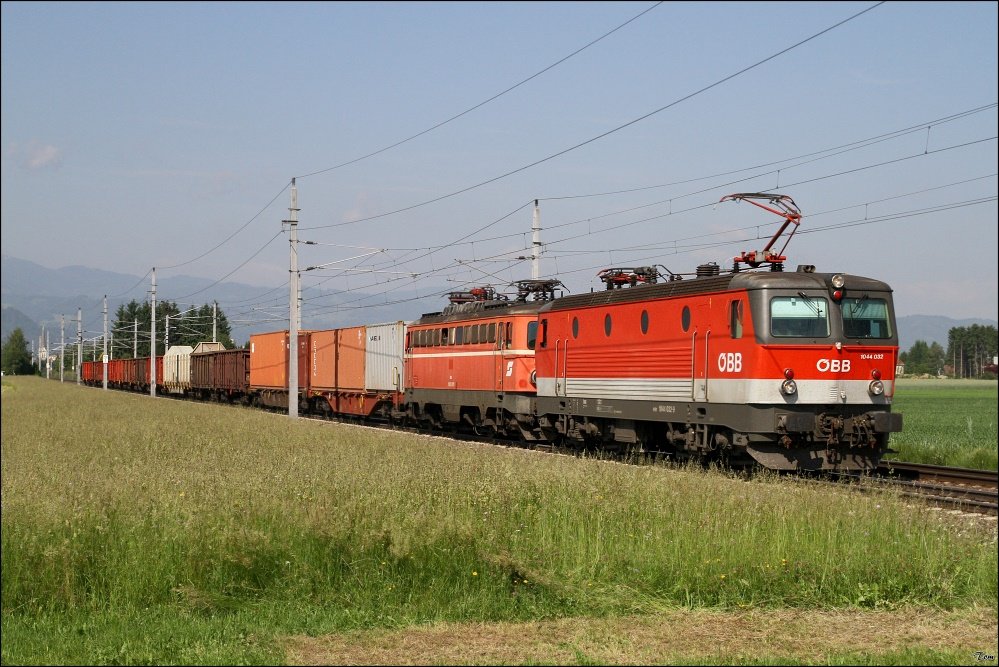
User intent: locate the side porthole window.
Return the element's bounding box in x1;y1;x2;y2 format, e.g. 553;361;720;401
730;300;743;339
682;306;691;332
604;313;612;337
641;310;649;334
572;317;579;339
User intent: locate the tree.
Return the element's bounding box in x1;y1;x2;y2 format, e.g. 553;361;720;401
947;325;998;378
1;328;35;375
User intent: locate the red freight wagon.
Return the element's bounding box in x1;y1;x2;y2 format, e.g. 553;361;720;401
191;348;250;402
81;360;100;385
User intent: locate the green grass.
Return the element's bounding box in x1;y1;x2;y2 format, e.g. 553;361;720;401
889;379;998;469
2;377;996;664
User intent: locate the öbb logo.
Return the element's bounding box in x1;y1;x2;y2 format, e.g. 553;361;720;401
816;358;851;372
717;352;742;373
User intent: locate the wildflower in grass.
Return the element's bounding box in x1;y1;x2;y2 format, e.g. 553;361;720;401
720;574;727;580
472;571;478;577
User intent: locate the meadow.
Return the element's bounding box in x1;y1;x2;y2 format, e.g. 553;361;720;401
888;379;998;470
1;376;996;665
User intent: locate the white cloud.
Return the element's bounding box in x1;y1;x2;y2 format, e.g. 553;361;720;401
4;142;63;171
25;142;62;169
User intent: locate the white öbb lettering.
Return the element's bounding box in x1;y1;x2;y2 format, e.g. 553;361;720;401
816;358;851;373
717;352;742;373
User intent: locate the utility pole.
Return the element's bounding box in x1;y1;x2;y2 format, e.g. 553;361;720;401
165;314;170;350
76;307;82;385
45;328;51;379
212;301;218;343
134;318;138;358
150;268;157;397
60;315;65;382
284;178;300;419
532;199;542;280
103;295;108;390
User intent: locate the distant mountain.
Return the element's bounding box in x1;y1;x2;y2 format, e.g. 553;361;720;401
1;306;39;344
895;315;997;353
1;254;442;347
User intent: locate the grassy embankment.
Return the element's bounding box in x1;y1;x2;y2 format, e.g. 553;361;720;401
2;376;996;665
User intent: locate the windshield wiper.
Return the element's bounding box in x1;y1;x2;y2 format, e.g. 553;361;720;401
797;291;823;317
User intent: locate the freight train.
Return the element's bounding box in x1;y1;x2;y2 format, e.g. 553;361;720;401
80;194;903;471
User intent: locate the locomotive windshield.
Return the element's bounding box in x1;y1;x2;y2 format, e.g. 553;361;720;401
770;295;829;337
842;296;892;339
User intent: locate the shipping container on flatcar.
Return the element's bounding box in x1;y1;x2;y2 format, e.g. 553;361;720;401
308;323;405;418
162;345;194;395
248;330;312;409
309;326;366;416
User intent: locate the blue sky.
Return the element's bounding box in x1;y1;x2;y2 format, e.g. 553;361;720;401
2;1;996;325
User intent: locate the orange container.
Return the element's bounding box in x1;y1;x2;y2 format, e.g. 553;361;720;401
335;326;366;391
249;330;311;390
309;330;337;390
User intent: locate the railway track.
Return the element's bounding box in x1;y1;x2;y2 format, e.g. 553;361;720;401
836;461;999;516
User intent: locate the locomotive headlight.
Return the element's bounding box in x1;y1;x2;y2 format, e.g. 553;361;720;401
530;370;537;386
831;274;845;289
869;380;885;396
871;369;882;381
784;368;795;380
781;379;798;395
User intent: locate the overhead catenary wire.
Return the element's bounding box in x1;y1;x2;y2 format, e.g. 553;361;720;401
295;1;665;180
301;1;887;232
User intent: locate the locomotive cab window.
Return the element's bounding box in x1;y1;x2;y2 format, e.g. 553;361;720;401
842;297;892;339
770;296;829;338
527;321;539;350
729;300;743;339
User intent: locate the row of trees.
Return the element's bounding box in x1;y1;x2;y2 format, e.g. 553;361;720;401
899;324;998;378
0;301;237;377
110;300;236;358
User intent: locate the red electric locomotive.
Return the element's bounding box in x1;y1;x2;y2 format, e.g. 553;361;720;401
532;194;902;470
403;281;562;440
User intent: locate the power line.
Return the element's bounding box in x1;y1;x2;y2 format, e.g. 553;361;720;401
301;1;886;232
294;2;665;180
